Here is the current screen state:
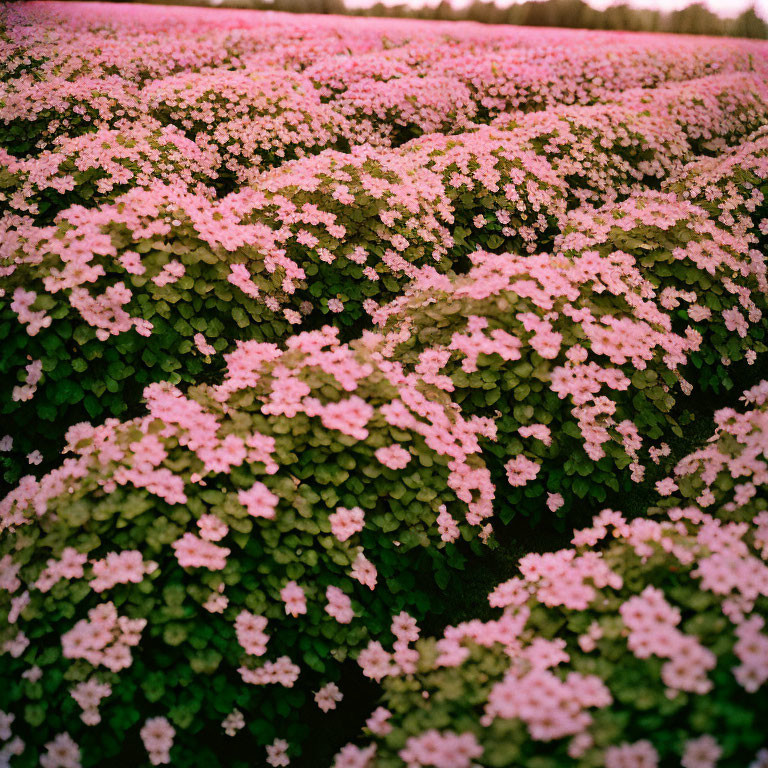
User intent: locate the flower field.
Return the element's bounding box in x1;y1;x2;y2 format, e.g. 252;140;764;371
0;2;767;767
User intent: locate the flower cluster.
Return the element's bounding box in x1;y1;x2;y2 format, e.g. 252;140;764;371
343;382;768;766
144;70;350;188
0;326;493;766
0;120;219;222
1;3;767;766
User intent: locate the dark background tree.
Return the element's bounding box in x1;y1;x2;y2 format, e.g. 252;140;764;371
136;0;768;40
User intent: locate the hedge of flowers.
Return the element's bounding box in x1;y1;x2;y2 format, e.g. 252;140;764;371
488;72;768;204
1;3;767;767
368;134;767;522
0;75;142;156
0;120;220;223
0;325;497;766
0;183;292;483
143;70;352;190
338;380;768;768
3;67;766;486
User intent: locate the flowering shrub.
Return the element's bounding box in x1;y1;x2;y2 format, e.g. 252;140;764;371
0;75;142;156
304;47;437;101
144;70;350;190
491;103;690;206
0;121;219;222
0;3;302;84
341;381;768;767
240;146;456;326
0;183;290;482
1;3;768;765
368;149;767;520
402;129;568;257
489;73;768;205
555;188;767;392
440;43;767;120
0;143;461;480
332;75;478;147
664;125;768;226
0;327;494;766
620;72;768;154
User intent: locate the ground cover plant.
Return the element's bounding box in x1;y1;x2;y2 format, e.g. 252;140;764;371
340;380;768;768
0;3;766;767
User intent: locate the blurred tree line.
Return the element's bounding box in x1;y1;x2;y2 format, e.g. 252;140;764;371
350;1;766;38
153;0;767;38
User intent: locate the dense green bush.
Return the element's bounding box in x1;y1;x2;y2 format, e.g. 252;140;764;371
0;121;219;223
0;327;494;767
2;6;768;767
343;381;768;768
0;140;469;484
144;70;351;192
0;184;289;485
239;146;457;329
402;128;568;259
0;75;142;156
369;177;767;524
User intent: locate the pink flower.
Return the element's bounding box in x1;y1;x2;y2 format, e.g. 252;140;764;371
357;640;394;682
70;679;111;725
365;707;392;736
221;710;245;737
350;552;377;590
227;263;260;299
332;744;377;768
238;482;279;519
392;612;420;643
314;682;343;712
0;711;13;742
547;492;564;512
722;307;748;338
194;333;216;356
119;251;145;275
504;455;540;487
40;733;81;768
90;550;155;592
172;533;230;570
518;424;552;446
197;514;228;542
655;478;678;496
325;586;354;624
437;505;460;543
320;397;374;440
140;717;175;766
235;611;269;656
266;739;290;767
239;657;300;687
374;444;411;470
22;666;42;683
280;581;307;617
329;506;365;542
399;730;482;768
604;741;658;768
682;736;722;768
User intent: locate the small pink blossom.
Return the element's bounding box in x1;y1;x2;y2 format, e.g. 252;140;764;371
374;444;411;470
314;682;343;712
504;455;540;487
280;581;307;617
329;506;365;542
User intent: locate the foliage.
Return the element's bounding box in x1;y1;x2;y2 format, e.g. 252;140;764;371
346;382;768;768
